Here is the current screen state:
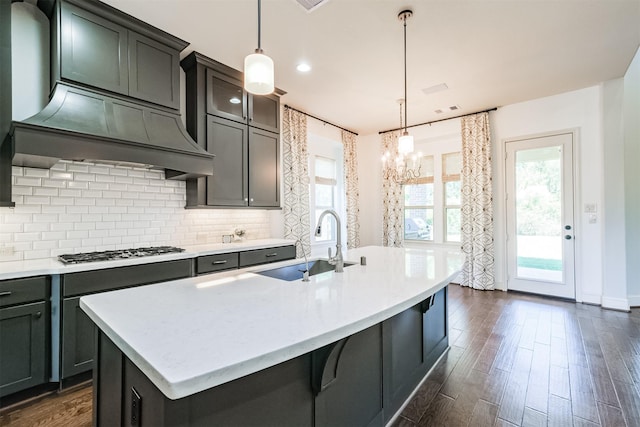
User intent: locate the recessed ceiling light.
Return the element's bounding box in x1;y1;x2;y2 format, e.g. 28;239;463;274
229;97;241;104
296;63;312;73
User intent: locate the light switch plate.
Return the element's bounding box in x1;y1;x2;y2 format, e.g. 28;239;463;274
584;203;597;213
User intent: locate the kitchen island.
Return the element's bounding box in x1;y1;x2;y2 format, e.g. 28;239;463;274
81;245;462;426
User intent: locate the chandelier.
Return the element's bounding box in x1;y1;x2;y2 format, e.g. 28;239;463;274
381;9;422;185
382;99;422;184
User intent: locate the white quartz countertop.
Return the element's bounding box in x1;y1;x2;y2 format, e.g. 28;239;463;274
0;239;294;280
80;246;462;400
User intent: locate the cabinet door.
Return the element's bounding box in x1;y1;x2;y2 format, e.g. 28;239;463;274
248;128;280;207
0;302;47;397
128;31;181;109
423;287;448;367
206;116;248;206
62;297;95;378
205;69;247;123
382;304;425;420
60;1;129;95
313;324;383;427
249;93;280;133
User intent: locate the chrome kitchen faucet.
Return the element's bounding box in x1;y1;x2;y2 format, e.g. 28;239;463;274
315;209;344;273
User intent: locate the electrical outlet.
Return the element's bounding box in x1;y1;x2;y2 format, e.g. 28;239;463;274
0;246;15;256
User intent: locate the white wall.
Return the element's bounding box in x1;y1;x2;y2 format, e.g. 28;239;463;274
601;78;628;310
624;46;640;306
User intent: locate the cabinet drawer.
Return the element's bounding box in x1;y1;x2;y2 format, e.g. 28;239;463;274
63;259;192;297
239;246;296;268
0;276;48;308
196;253;239;275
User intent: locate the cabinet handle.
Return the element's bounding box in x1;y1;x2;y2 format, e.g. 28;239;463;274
265;253;278;258
212;260;228;265
0;291;12;297
33;311;42;319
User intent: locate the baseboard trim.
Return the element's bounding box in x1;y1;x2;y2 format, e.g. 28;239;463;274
580;292;602;306
627;294;640;308
601;296;631;312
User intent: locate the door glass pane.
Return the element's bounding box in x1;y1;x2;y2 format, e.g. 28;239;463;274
515;146;563;282
212;77;244;117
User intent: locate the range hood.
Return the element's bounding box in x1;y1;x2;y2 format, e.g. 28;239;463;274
10;81;214;179
6;0;214;181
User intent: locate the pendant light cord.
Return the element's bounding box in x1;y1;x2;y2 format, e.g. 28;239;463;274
403;14;408;134
257;0;262;51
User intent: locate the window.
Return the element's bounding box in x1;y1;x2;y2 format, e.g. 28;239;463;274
403;146;462;244
404;156;434;241
443;152;462;242
308;134;344;249
313;156;337;242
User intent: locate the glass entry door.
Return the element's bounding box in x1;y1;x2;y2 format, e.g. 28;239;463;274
505;132;575;299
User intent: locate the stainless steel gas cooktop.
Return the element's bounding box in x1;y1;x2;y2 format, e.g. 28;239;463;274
58;246;185;264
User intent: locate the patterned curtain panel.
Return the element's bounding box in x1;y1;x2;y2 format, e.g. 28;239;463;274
342;130;360;249
460;112;495;290
282;107;311;258
381;131;404;247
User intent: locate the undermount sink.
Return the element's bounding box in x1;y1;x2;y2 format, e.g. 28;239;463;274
257;259;356;281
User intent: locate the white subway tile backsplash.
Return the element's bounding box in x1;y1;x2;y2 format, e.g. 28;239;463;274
68;230;89;239
67;164;89;173
24;168;50;178
51;171;73;180
2;160;273;261
15;177;42;187
42;231;66;240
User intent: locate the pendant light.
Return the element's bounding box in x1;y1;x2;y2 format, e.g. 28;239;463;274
397;10;414;154
244;0;274;95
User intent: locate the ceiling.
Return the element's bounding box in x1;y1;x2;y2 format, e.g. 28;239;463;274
101;0;640;135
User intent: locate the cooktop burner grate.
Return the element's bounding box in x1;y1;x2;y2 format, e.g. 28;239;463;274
58;246;185;264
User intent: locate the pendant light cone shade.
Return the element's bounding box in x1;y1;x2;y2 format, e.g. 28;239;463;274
244;50;274;95
398;132;414;154
245;0;274;95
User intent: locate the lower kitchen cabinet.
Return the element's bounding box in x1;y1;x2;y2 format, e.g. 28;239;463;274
0;277;50;398
61;259;192;380
313;324;383;427
382;286;448;422
61;296;95;378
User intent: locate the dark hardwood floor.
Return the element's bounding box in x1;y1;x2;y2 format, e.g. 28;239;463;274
394;285;640;427
1;284;638;427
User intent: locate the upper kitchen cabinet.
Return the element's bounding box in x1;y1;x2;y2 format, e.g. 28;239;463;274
45;0;183;110
205;65;280;134
181;51;285;208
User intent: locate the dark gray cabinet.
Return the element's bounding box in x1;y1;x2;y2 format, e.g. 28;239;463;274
182;51;284;208
205;67;280;134
0;277;49;398
313;324;384;427
61;259;192;379
238;246;296;268
52;0;182;110
382;287;448;422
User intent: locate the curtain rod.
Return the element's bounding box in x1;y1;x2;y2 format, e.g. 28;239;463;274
378;107;498;134
284;105;358;136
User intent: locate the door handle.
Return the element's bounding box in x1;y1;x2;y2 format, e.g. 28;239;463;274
565;225;572;230
564;235;572;240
